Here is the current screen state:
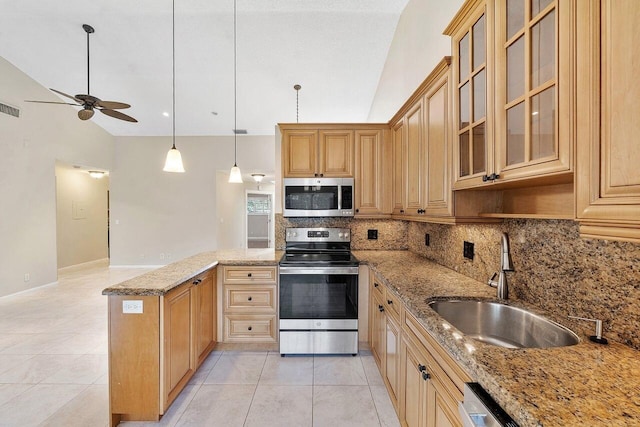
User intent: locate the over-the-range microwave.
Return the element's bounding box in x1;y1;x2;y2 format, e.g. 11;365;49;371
283;177;354;217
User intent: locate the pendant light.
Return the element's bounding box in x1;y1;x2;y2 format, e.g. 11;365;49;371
228;0;243;183
163;0;185;173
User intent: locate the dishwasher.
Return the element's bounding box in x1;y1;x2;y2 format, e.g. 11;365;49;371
459;383;519;427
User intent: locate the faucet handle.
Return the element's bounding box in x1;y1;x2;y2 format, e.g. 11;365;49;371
568;316;608;344
487;272;498;287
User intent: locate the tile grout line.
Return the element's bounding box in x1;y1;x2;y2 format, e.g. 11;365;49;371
242;351;268;427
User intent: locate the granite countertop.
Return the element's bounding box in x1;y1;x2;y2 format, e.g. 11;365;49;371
102;249;282;296
354;250;640;427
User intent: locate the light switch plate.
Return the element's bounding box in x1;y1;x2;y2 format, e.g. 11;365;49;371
123;300;143;314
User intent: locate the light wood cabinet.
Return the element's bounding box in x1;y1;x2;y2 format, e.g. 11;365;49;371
163;282;195;407
447;0;574;190
575;0;640;243
354;128;393;217
222;266;277;343
194;269;216;367
366;267;471;427
108;267;217;426
392;121;406;215
281;127;354;177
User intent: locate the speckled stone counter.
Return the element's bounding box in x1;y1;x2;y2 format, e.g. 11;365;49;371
354;250;640;427
102;249;282;296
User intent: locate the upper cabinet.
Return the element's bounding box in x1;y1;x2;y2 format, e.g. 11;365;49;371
575;0;640;243
446;0;574;190
354;128;393;217
281;127;354;178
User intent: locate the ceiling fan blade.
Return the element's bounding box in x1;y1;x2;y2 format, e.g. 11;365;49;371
49;88;81;103
99;108;138;123
96;100;131;110
25;100;80;106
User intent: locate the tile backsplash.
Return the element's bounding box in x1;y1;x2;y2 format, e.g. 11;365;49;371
275;214;408;251
408;219;640;350
275;214;640;349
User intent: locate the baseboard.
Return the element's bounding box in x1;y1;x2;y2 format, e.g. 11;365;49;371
0;280;59;299
58;257;110;273
109;264;164;269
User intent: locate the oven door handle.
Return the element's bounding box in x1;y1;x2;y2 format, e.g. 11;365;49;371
279;266;359;275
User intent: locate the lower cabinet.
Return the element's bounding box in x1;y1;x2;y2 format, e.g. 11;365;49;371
368;268;470;427
108;267;217;426
222;266;278;343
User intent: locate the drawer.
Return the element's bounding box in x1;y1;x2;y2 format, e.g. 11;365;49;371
223;315;277;342
383;288;401;323
224;284;276;313
223;266;277;284
371;276;384;298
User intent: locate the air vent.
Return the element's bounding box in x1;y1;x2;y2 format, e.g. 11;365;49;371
0;102;20;118
233;129;248;134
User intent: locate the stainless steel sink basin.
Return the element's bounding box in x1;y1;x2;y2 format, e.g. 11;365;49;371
429;300;579;349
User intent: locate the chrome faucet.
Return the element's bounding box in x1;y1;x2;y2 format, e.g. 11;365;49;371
488;232;514;300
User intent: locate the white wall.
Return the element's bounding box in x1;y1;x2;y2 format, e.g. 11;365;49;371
367;0;464;121
55;164;109;268
0;56;115;297
109;135;275;265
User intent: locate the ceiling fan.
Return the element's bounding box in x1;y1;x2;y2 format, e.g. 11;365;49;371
26;24;137;123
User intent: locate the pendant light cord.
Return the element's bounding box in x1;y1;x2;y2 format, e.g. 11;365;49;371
172;0;176;150
87;29;91;95
233;0;238;166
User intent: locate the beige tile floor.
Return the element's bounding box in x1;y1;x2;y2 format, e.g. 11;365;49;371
0;263;400;427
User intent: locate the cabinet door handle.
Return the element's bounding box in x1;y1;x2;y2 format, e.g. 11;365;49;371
192;279;202;285
422;372;430;381
378;305;384;312
247;273;252;277
248;296;253;301
400;209;405;214
355;208;359;213
418;364;426;372
387;299;393;305
374;283;379;288
248;326;252;331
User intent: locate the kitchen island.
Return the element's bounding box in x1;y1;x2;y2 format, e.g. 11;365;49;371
355;250;640;427
103;249;281;426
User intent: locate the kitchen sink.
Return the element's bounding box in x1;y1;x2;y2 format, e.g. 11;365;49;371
428;300;579;349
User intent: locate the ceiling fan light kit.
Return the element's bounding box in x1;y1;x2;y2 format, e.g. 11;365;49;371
25;24;137;123
163;0;185;173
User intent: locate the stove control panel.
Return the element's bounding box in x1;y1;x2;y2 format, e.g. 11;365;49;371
285;227;351;243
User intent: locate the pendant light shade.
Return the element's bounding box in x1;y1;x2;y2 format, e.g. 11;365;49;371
163;144;185;173
228;0;242;183
164;0;185;173
229;164;243;183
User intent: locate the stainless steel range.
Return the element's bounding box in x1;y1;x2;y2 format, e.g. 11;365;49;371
279;227;359;355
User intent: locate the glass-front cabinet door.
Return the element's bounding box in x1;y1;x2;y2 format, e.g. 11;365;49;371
448;0;493;189
493;0;573;182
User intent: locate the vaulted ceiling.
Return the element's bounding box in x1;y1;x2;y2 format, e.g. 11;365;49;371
0;0;410;136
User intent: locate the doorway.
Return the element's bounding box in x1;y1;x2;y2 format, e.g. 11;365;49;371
246;191;273;248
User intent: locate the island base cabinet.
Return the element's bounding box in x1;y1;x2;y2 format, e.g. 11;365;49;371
108;267;217;426
108;296;161;424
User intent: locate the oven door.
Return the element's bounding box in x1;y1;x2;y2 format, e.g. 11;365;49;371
279;266;358;322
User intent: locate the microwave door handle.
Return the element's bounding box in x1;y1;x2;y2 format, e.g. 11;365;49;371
337;184;342;210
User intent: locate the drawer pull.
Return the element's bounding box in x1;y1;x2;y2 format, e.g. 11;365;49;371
247;273;252;277
192;279;202;285
378;305;384;312
422;372;430;381
247;326;252;331
374;283;379;288
418;364;426;372
247;296;253;301
387;299;393;305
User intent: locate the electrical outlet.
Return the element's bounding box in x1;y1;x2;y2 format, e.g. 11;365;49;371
425;233;430;247
122;300;143;314
160;253;165;260
463;241;474;260
368;229;378;240
24;273;30;282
